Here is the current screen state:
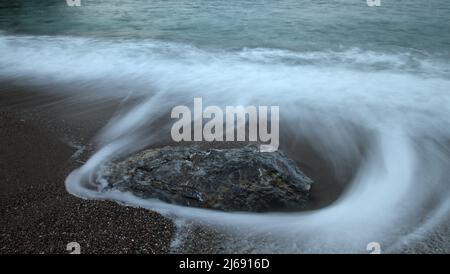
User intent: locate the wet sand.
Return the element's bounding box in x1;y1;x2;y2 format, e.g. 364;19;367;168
0;83;358;253
1;84;449;254
0;86;174;254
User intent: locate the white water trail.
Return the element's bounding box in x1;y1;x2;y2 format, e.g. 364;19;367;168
1;35;449;252
66;124;443;252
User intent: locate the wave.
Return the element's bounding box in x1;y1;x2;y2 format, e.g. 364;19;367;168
1;34;449;85
1;34;449;252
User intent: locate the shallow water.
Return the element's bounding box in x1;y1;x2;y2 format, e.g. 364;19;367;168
1;0;449;253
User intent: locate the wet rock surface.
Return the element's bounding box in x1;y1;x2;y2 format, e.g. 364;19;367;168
101;145;313;212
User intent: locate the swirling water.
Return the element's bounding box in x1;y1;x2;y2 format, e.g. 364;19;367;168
1;0;449;252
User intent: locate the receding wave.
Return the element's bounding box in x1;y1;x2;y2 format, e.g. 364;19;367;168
2;34;449;253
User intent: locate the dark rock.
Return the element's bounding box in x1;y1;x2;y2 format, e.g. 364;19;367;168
100;145;313;212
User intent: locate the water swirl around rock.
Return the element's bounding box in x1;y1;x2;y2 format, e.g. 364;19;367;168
100;145;313;212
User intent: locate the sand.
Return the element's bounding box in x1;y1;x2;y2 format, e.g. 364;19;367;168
0;86;174;254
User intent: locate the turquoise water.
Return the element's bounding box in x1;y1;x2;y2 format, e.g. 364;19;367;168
1;0;449;53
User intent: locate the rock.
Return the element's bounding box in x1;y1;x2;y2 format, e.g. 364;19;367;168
100;145;313;212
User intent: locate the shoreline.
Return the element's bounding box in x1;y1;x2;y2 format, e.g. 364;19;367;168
0;82;349;253
1;85;449;253
0;86;174;254
0;85;335;253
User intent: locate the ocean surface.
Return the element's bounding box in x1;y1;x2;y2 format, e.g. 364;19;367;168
1;0;450;253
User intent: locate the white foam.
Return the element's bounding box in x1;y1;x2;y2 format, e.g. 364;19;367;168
2;34;449;252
